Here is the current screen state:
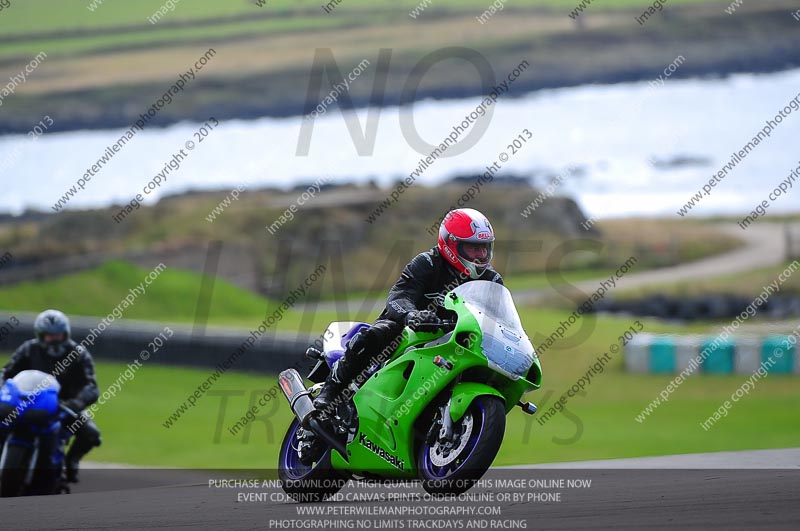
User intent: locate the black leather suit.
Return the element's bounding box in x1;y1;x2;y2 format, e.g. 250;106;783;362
0;339;102;465
339;246;504;383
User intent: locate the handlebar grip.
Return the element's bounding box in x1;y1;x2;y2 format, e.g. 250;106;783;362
438;320;456;332
59;404;79;419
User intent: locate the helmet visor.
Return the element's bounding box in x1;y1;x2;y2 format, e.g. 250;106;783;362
456;241;493;267
41;333;65;346
39;333;67;358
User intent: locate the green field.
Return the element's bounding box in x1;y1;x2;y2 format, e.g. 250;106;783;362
26;319;797;468
0;0;724;59
0;0;714;31
1;259;796;467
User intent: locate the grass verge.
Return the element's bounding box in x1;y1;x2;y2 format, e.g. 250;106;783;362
2;308;791;468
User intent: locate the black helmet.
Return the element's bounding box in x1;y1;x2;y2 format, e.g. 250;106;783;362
34;309;71;358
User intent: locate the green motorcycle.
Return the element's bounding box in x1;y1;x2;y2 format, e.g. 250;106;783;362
277;280;542;501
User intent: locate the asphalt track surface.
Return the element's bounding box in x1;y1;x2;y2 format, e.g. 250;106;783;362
2;449;799;531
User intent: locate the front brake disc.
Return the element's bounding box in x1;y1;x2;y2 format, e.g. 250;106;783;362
428;412;474;466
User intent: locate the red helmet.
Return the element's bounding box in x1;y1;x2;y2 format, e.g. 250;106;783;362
437;208;495;279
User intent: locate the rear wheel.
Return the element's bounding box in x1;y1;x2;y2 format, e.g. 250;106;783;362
278;419;347;502
417;395;505;496
0;443;32;497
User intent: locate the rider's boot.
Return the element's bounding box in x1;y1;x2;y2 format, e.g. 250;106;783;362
64;457;80;484
312;362;349;415
299;335;370;466
65;421;101;484
313;334;370;414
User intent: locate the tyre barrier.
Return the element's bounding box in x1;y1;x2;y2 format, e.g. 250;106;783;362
624;333;799;375
594;294;800;322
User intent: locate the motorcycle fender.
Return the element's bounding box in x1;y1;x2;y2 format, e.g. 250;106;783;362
448;382;505;423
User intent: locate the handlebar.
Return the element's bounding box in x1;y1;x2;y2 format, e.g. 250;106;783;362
58;404;80;420
407;319;456;334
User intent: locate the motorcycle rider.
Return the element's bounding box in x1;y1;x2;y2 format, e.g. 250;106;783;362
0;309;101;483
302;208;503;463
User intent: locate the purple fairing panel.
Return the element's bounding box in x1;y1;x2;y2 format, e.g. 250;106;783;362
324;323;371;368
325;350;345;368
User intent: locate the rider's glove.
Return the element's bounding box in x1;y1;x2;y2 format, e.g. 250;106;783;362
405;310;441;330
345;331;369;354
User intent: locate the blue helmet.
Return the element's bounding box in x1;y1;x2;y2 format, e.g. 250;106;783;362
34;309;71;357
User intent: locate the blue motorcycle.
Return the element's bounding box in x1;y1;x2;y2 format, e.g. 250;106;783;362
0;370;77;497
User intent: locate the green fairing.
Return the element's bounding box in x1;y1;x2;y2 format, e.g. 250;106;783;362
330;288;542;477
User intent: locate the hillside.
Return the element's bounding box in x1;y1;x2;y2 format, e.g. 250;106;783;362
0;0;798;133
0;260;273;325
0;178;742;297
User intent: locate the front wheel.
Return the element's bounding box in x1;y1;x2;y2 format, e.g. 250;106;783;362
278;419;347;503
0;443;32;497
417;395;505;496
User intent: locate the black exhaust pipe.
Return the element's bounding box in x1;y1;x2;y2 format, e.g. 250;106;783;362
308;418;347;458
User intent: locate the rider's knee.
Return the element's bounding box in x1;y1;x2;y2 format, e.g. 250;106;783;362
78;420;102;447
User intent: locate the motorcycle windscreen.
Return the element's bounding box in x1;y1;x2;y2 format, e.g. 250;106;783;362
11;370;60;395
451;280;536;380
11;370;61;421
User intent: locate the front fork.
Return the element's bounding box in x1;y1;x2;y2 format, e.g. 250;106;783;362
439;401;455;441
427;377;460;446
